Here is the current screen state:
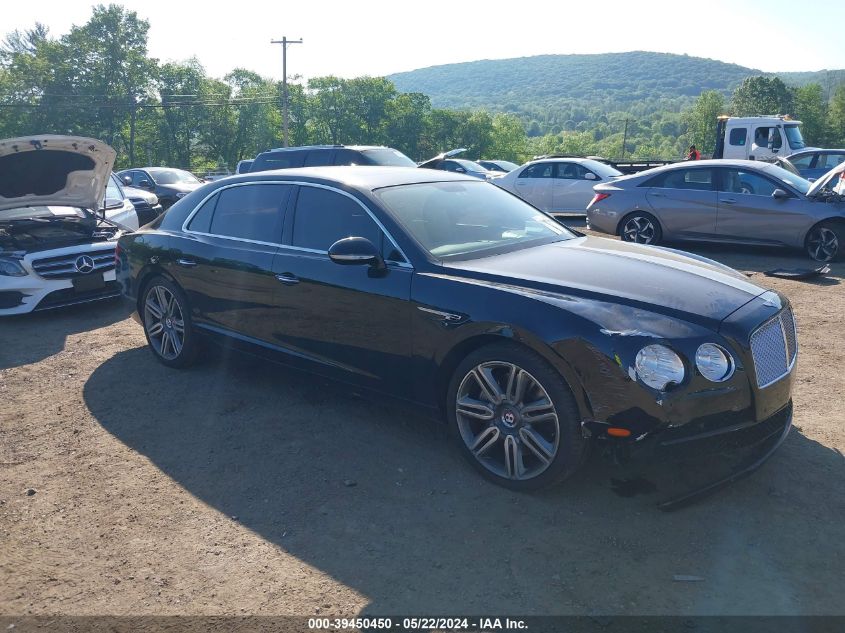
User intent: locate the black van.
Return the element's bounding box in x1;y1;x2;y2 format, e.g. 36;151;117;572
249;145;415;173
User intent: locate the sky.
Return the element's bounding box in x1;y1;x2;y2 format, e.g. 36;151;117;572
4;0;845;82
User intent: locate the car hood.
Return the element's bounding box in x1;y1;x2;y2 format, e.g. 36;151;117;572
123;185;157;202
159;182;202;193
807;161;845;198
443;236;768;329
0;135;116;213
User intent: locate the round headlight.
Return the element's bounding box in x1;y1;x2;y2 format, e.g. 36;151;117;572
635;344;685;390
695;343;734;382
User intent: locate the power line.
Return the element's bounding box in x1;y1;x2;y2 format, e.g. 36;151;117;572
0;99;281;109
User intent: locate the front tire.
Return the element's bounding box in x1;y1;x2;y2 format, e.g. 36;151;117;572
619;211;662;245
141;276;201;368
447;342;587;491
806;222;844;262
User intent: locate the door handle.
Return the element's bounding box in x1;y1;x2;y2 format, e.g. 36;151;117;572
721;198;737;204
176;258;197;267
650;192;664;197
275;272;299;286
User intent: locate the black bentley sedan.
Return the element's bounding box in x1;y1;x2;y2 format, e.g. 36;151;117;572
117;167;796;492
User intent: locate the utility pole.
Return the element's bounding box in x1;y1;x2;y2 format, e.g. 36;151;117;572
270;36;303;147
620;118;629;160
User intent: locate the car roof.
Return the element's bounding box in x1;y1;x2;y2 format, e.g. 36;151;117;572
221;166;478;191
789;149;845;156
258;145;391;154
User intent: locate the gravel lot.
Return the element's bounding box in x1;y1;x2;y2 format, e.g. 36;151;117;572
1;233;844;618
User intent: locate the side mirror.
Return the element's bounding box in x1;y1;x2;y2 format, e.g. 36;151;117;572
772;188;790;200
807;178;817;183
138;179;152;189
455;167;466;173
584;172;598;181
328;237;385;270
121;175;132;186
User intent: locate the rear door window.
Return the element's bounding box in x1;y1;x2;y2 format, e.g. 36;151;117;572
253;151;305;172
187;195;218;233
334;149;364;165
304;150;334;167
291;186;381;251
206;184;290;243
648;169;714;191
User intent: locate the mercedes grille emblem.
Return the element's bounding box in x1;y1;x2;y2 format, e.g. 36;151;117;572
74;255;95;274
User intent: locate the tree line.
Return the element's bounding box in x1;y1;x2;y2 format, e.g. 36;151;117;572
1;5;843;172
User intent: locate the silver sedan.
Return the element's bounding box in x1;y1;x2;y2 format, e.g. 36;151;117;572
586;159;845;262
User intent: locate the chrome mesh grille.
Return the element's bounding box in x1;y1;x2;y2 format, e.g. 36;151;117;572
31;249;115;279
750;308;797;389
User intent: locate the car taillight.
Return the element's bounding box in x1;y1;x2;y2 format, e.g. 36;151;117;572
589;192;611;207
115;243;123;268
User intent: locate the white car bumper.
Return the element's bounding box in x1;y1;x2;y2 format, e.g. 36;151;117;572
0;243;120;315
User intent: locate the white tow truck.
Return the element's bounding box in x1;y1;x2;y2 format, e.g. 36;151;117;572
713;115;815;161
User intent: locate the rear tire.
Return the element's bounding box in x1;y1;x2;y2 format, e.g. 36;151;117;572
140;276;201;368
447;342;587;491
619;211;663;245
806;221;845;262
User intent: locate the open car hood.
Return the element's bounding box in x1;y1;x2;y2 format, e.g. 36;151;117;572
0;135;116;213
419;147;468;167
807;161;845;198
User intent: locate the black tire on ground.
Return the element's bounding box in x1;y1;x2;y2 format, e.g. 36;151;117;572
806;221;845;262
618;211;663;245
446;341;588;491
139;275;201;368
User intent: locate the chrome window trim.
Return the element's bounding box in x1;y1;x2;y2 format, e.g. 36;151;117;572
181;180;413;268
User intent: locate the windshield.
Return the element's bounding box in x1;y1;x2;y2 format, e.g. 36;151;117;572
761;164;812;195
453;159;488;172
374;180;573;260
584;159;623;178
361;148;416;167
148;168;200;185
784;125;806;151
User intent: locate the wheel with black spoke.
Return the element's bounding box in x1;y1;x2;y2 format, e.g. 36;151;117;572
447;342;587;490
141;276;200;367
619;211;662;245
806;222;844;262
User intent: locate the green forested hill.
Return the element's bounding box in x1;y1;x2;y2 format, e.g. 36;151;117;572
387;52;843;134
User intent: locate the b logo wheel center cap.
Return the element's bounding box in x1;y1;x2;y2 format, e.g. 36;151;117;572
502;410;517;427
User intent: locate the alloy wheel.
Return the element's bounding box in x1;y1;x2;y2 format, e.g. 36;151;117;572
807;227;839;262
622;216;656;244
455;361;560;481
144;285;185;361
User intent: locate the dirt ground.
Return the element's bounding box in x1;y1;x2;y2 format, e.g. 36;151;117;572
1;232;844;619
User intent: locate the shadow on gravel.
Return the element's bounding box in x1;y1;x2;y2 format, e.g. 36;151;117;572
0;299;131;370
84;347;845;615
